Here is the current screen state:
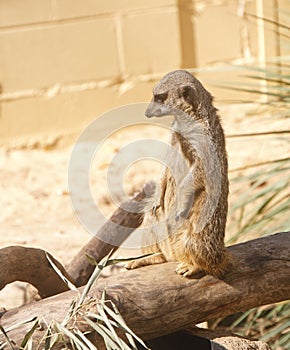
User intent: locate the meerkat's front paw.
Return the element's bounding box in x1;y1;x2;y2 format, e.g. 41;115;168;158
125;260;143;270
176;262;200;278
125;253;165;270
125;256;156;270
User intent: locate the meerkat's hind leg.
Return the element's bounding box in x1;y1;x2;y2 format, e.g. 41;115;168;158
125;251;166;270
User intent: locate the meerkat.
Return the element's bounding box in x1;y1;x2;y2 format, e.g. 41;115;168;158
126;70;231;278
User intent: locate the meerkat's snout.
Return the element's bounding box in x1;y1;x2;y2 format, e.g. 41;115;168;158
145;101;170;118
144;102;155;118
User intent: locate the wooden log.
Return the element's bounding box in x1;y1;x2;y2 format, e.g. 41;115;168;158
67;182;155;286
0;246;71;298
0;183;154;297
0;232;289;348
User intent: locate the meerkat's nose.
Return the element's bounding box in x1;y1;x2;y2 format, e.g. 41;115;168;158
145;102;169;118
145;102;157;118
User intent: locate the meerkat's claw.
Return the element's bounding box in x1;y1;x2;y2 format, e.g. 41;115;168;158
125;260;142;270
152;205;160;216
176;262;200;277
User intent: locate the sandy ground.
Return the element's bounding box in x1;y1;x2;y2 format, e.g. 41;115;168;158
0;104;289;309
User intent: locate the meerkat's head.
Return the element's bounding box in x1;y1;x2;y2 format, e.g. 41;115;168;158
145;70;214;120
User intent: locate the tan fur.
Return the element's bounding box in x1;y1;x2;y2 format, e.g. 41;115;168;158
126;70;232;278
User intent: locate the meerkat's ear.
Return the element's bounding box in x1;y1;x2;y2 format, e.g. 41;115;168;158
177;85;199;110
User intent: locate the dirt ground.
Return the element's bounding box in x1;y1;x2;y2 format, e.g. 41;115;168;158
0;103;289;309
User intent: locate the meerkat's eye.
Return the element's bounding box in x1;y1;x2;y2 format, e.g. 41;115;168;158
154;92;168;104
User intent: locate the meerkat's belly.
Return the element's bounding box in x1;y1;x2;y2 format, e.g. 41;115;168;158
165;142;190;184
158;222;193;261
162;142;191;214
145;143;197;256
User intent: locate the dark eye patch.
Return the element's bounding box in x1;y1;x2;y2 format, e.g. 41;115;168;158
154;92;168;104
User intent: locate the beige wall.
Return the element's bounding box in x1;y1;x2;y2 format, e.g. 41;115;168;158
0;0;288;147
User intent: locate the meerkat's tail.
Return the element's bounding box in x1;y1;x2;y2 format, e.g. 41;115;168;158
184;234;233;278
204;249;233;278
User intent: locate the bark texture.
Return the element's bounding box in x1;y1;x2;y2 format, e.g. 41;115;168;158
0;232;289;349
0;246;71;298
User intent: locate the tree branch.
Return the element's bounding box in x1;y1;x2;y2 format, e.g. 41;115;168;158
0;246;71;298
67;182;154;286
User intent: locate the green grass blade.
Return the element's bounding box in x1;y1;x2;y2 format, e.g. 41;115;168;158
77;250;113;308
102;302;149;349
260;319;290;342
73;329;98;350
0;324;15;350
45;252;78;292
55;323;90;350
82;316;120;350
20;318;39;349
5;316;39;333
61;298;78;328
96;301;124;350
